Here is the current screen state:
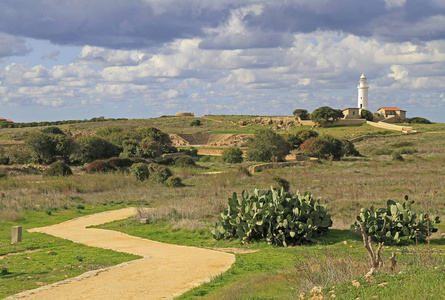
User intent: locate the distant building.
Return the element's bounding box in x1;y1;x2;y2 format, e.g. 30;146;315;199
377;107;406;120
357;74;369;113
342;108;361;119
175;112;194;117
0;118;13;123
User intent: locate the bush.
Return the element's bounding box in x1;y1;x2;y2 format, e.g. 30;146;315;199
85;160;115;174
211;188;332;246
0;151;9;165
246;129;291;162
310;106;344;125
106;157;134;169
147;164;172;183
129;163;149;181
360;109;373;121
391;151;404;161
96;126;123;137
408;117;432;124
137;127;176;153
351;197;440;244
74;136;120;163
292;109;309;120
165;176;183;187
222;147;243;164
179;147;198;157
287;130;318;149
299;135;343;159
41;126;65;135
44;161;72;176
175;156;196;167
341;140;360;157
190;119;201;127
26;132;75;164
271;176;290;192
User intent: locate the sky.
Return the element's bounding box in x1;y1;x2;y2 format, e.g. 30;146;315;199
0;0;445;123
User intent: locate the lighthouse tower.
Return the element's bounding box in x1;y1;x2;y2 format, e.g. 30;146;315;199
357;73;369;113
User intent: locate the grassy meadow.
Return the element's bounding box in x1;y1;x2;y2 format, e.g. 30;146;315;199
0;116;444;299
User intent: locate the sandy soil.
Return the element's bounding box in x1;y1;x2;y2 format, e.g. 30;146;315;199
7;208;235;300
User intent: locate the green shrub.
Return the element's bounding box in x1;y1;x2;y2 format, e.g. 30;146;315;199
299;135;344;159
352;197;440;244
341;140;360;157
147;164;172;183
106;157;134;170
44;161;73;176
74;136;120;163
41;126;65;135
165;176;183;187
96;126;123;137
26;132;75;164
179;147;198;157
222;147;243;163
246;129;291;162
0;151;9;165
175;156;196;167
129;163;149;181
85;160;115;174
287;130;318;149
236;165;252;177
391;151;404;161
360;109;373;121
199;155;212;162
211;188;332;246
190;119;201;127
271;176;290;192
408;117;432;124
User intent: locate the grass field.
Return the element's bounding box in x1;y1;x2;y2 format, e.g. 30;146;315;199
0;117;444;299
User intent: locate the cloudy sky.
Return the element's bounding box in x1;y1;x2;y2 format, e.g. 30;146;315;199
1;0;445;122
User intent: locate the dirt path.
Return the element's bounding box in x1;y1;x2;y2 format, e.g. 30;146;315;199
8;208;235;300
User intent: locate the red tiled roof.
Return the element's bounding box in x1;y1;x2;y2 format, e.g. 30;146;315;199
6;119;13;123
0;118;5;121
377;107;403;111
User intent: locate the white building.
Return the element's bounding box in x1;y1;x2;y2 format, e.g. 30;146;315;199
357;73;369;113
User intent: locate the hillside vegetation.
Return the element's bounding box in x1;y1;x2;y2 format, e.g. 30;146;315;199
0;115;444;299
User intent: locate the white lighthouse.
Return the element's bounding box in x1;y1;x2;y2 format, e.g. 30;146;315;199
357;73;369;113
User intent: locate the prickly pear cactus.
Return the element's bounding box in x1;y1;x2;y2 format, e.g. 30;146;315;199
352;195;440;244
211;188;332;246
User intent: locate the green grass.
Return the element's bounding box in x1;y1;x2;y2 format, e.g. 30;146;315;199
0;206;141;299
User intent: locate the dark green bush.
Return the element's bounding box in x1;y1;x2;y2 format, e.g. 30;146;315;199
175;156;196;167
41;126;65;135
190;119;201;127
26;132;75;164
391;151;404;161
165;176;183;187
236;165;252;177
222;147;243;164
147;164;172;183
179;147;198;157
211;188;332;246
129;163;149;181
44;161;73;176
341;140;360;157
408;117;432;124
85;160;115;174
0;151;9;165
74;136;120;163
299;135;343;159
271;176;290;192
352;197;440;244
106;157;134;169
96;126;123;137
246;129;291;162
360;109;373;121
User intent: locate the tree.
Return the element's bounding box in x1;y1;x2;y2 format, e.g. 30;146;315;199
287;129;319;149
246;129;291;162
137;127;176;153
73;136;120;163
360;109;373;121
292;109;309;120
299;135;360;159
222;147;243;163
310;106;344;125
26;132;75;164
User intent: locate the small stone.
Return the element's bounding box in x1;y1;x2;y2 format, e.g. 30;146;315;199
352;281;361;287
343;241;348;245
46;251;56;255
299;292;306;299
378;282;388;287
310;286;323;294
331;294;336;298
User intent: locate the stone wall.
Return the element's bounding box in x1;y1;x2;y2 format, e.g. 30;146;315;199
332;119;367;125
175;112;194;117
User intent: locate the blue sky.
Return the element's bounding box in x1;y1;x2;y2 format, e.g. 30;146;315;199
1;0;445;122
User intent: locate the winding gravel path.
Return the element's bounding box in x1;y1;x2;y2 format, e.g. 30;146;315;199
8;208;235;300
